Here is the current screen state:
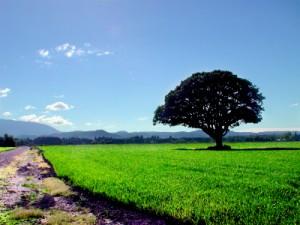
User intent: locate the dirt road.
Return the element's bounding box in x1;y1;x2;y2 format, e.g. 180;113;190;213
0;146;29;167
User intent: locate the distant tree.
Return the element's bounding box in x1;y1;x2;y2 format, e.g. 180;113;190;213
153;70;265;149
34;137;62;146
280;132;297;141
0;134;16;147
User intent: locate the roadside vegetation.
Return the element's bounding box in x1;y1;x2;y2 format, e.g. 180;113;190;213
42;143;300;224
0;147;15;152
0;148;96;225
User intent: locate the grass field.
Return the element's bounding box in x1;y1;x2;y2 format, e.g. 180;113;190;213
0;147;15;152
41;143;300;224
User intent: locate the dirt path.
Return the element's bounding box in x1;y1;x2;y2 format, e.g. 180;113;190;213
0;147;168;225
0;146;29;167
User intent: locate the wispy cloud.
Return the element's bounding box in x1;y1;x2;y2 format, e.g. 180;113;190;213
2;112;11;117
46;102;74;111
55;43;70;52
37;49;49;57
291;103;299;107
0;88;10;97
36;43;114;65
84;121;102;127
24;105;36;110
19;114;73;126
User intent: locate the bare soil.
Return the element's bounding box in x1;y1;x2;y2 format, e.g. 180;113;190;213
0;147;168;225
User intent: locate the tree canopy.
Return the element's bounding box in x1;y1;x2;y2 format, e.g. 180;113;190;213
153;70;265;149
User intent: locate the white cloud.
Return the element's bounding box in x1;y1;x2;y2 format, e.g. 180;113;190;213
0;88;10;97
36;43;114;67
76;49;85;56
3;112;11;117
138;116;148;121
19;114;38;121
84;121;101;127
24;105;36;110
97;51;114;56
37;49;49;57
19;114;73;126
291;103;299;107
46;102;73;111
55;43;77;58
55;43;70;52
65;45;76;58
47;43;113;58
66;50;75;58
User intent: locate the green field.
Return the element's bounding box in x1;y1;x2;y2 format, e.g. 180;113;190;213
41;143;300;224
0;147;15;152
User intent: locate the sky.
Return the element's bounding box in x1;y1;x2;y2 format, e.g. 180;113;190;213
0;0;300;133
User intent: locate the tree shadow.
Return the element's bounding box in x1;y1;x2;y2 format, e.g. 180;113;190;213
175;147;300;151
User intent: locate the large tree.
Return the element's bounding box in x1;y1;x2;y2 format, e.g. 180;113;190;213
153;70;265;149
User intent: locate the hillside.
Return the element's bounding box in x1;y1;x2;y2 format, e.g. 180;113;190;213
1;118;297;140
51;130;121;139
0;119;59;138
50;130;295;140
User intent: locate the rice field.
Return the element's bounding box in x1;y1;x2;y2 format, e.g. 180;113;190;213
41;143;300;224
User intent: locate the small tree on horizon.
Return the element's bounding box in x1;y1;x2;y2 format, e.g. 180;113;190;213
153;70;265;149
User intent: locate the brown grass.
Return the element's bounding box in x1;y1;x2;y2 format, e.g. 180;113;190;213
43;177;73;197
11;208;43;219
47;210;96;225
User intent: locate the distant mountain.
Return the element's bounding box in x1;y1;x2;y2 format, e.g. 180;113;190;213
50;129;258;139
2;118;296;140
50;129;298;140
49;130;209;139
51;130;121;139
0;119;60;138
115;130;209;139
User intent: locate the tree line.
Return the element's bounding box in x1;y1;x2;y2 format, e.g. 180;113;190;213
13;132;299;146
0;134;16;147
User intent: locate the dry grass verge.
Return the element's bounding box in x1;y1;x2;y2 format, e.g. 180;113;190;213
43;177;73;197
11;208;43;219
46;210;96;225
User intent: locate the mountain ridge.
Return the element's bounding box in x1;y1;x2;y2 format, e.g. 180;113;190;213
0;119;298;139
49;129;298;140
0;119;59;138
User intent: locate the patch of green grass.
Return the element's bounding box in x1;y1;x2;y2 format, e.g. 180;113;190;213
0;147;15;152
42;143;300;224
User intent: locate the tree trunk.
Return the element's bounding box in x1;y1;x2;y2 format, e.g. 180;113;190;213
215;135;223;149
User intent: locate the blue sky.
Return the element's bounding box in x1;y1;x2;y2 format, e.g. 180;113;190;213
1;0;299;133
